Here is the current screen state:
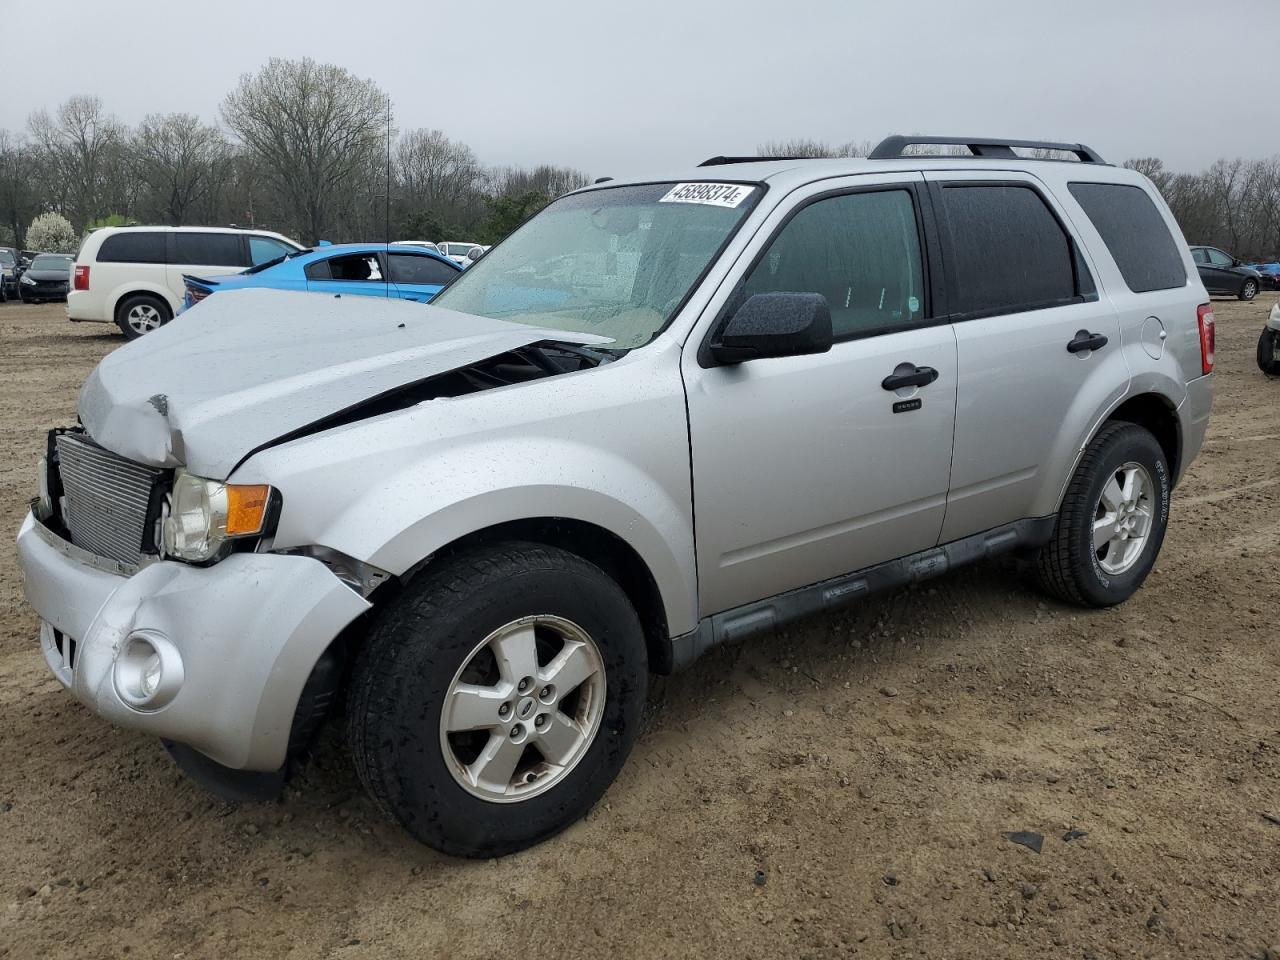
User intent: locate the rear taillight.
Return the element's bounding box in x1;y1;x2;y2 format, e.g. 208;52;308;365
1196;303;1215;375
73;265;89;291
186;283;210;304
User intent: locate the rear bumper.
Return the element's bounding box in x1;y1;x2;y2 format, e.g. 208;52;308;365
1176;374;1213;484
66;290;109;323
16;513;369;770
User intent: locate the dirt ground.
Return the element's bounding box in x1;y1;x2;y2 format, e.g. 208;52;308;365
0;296;1277;960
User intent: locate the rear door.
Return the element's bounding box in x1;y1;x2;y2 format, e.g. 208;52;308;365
304;251;393;299
924;171;1128;541
683;175;958;616
386;250;461;301
167;232;248;300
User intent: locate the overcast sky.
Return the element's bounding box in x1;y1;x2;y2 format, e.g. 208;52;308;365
2;0;1272;178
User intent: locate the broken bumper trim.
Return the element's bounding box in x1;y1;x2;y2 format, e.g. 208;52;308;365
16;512;370;771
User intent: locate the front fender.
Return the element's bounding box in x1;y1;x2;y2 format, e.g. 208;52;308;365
250;436;698;638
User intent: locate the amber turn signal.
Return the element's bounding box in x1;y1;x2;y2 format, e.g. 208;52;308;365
225;484;271;536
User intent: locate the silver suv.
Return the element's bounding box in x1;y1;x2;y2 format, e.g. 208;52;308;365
17;136;1214;857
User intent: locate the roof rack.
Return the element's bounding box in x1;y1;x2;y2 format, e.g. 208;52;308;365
698;155;810;167
869;135;1106;164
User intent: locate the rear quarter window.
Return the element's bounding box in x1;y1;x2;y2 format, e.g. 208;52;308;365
97;232;167;264
1068;183;1187;293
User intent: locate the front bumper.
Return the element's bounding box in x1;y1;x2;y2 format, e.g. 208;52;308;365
16;513;369;771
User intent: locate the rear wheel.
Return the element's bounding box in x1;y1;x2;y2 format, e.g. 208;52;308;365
1259;328;1280;375
1240;278;1259;301
1037;422;1170;607
347;541;647;857
115;294;171;339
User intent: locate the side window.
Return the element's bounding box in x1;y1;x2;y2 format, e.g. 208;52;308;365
249;236;294;265
1191;248;1209;264
938;184;1081;317
307;253;383;282
388;253;459;285
97;231;167;264
1207;248;1233;267
1068;183;1186;293
173;232;244;267
742;189;925;340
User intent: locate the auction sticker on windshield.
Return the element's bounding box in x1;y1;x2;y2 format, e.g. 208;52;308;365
659;183;756;208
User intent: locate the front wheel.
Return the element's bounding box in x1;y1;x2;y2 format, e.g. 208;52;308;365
1240;278;1259;301
1260;329;1280;375
1037;422;1170;607
347;541;647;857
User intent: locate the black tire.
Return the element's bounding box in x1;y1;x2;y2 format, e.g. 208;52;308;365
115;293;171;339
1259;329;1280;376
1037;422;1170;607
347;541;647;857
1240;278;1259;301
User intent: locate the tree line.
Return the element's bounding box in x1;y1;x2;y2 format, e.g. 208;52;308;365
760;139;1280;262
3;65;1279;261
0;57;588;250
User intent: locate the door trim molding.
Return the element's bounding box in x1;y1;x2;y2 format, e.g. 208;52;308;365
663;515;1055;672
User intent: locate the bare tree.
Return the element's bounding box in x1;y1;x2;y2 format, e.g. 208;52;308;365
131;113;230;225
27;96;126;228
758;138;873;158
396;129;480;215
0;131;41;246
221;57;389;243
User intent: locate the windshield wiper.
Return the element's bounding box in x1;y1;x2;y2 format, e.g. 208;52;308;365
521;340;618;371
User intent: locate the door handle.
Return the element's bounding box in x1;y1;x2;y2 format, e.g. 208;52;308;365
1067;330;1109;353
881;365;939;391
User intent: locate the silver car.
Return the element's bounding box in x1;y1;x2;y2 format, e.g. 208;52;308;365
16;136;1214;856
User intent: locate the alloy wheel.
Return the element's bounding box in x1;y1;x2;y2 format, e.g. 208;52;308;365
1092;461;1154;575
439;615;606;803
127;303;164;335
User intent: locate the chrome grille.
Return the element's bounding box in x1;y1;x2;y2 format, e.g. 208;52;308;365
54;434;164;565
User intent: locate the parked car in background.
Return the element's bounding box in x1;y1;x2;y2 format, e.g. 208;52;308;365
0;247;23;299
1247;261;1280;290
181;242;461;313
1190;245;1262;300
16;135;1214;858
67;226;303;338
395;240;439;252
438;241;483;265
19;253;74;303
1259;301;1280;375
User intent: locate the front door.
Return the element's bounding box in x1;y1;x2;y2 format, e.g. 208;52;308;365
683;177;958;616
386;250;460;302
922;171;1128;541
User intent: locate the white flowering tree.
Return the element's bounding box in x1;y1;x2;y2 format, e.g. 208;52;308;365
26;213;77;253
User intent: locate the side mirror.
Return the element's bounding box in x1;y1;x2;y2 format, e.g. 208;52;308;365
467;246;485;262
1232;257;1243;267
709;292;833;365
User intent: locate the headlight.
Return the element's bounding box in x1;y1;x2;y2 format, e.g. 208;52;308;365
161;470;273;562
20;273;35;285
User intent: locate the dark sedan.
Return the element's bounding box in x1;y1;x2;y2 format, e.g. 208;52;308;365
18;253;73;303
1190;245;1263;300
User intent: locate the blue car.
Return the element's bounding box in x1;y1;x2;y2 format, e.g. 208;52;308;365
1248;261;1280;290
180;242;463;313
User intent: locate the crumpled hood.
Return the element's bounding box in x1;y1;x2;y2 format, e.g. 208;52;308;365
80;288;607;478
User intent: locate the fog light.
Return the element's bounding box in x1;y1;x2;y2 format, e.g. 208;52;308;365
113;631;184;710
